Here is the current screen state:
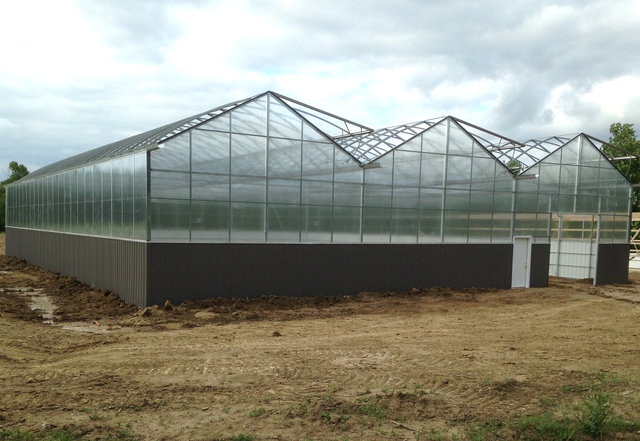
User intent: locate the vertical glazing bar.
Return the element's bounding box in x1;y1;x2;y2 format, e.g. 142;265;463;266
441;118;450;243
146;150;152;241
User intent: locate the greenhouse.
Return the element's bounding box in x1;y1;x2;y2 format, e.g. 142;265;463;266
5;91;633;307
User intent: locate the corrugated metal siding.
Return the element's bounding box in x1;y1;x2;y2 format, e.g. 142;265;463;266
146;243;514;306
530;243;551;288
595;243;629;285
5;228;147;307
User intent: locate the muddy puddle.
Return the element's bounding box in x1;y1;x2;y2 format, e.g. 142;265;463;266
0;286;117;333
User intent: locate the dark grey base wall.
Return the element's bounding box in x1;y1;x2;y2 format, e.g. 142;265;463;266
5;228;147;306
595;243;630;285
530;243;551;288
146;243;514;306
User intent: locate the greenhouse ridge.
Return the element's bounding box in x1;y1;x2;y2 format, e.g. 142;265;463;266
5;91;633;307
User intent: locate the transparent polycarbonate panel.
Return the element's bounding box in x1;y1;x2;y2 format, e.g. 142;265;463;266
268;97;302;139
536;214;550;239
101;162;112;237
422;122;447;154
445;189;470;211
133;154;148;240
392;186;419;209
362;207;391;243
192;130;230;174
364;154;393;185
391;209;419;243
575;195;599;213
447;122;474;156
491;212;512;242
122;156;135;200
231;177;266;203
301;205;332;242
333;182;362;207
600;195;618;214
514;213;537;236
615;195;631;214
443;210;469;243
231;134;266;177
472;141;493;158
420;153;445;187
516;192;538;213
396;135;421;152
561;138;580;165
558;194;575;212
580;141;602;167
231;202;265;241
112;160;123;238
133;196;147;240
468;212;493;242
538;163;561;193
492;191;513;212
613;214;629;242
151;135;190;172
470;156;497;190
302;121;330;142
578;166;600;195
599;215;615;242
268;178;301;204
150;199;190;241
192;173;229;201
419;188;444;210
332;206;361;242
302;142;334;181
199;112;230;132
334;153;363;183
151;171;190;199
302;180;333;205
393;150;421;187
268;138;302;178
469;191;494;212
84;167;94;234
494;167;514;192
446;155;472;189
122;197;134;239
559;165;578;194
598;167;623;193
191;201;230;241
363;184;392;208
267;204;300;242
231;96;267;136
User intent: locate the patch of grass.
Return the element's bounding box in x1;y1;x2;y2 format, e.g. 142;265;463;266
248;407;265;417
232;435;253;441
0;429;36;441
576;382;613;437
515;411;575;441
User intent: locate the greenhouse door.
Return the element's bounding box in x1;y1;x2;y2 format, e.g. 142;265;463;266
512;236;532;288
549;214;598;280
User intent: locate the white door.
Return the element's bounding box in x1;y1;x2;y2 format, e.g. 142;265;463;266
512;236;532;288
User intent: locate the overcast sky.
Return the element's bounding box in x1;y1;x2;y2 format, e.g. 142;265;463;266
2;0;640;176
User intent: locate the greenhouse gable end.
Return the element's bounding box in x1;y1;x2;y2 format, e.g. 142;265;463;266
5;91;632;307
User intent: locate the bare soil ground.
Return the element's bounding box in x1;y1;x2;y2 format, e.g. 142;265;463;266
1;232;639;440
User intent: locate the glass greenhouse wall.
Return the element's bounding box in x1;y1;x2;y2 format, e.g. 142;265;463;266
5;91;633;288
6;152;148;240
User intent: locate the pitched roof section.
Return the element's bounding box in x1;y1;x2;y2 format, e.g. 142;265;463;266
23;94;262;181
332;119;443;163
20;90;635;183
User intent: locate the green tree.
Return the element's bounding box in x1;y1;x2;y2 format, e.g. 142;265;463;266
0;161;30;231
606;123;640;211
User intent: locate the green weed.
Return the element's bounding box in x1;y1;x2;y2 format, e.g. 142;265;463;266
248;407;265;417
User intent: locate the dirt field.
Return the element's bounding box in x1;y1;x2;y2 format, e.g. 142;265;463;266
1;233;639;440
